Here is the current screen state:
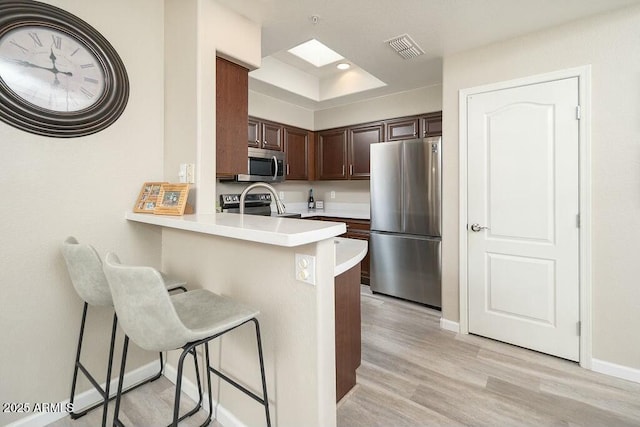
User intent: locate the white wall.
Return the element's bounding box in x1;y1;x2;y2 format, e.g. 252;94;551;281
314;84;442;130
442;4;640;370
0;0;166;424
249;90;315;130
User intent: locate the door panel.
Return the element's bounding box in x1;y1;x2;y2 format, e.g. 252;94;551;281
403;137;441;237
349;123;383;179
370;141;402;233
467;77;580;361
317;129;348;180
487;104;555;243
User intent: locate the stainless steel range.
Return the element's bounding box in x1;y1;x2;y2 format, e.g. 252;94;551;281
219;193;301;218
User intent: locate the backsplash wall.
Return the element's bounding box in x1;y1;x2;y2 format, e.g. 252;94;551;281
216;180;370;208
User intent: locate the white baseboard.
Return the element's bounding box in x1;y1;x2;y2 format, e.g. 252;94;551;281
6;361;159;427
163;364;247;427
440;317;460;333
591;358;640;384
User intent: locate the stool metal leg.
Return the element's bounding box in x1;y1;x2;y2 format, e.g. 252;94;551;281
69;304;117;426
112;335;129;427
102;313;118;427
252;319;271;427
69;302;89;419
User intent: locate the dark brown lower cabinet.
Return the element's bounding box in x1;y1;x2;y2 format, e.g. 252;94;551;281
335;263;361;402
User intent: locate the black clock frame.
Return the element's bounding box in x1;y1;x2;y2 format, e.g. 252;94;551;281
0;0;129;138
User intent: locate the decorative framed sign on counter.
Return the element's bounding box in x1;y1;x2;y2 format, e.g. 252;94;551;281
154;183;190;216
133;182;167;213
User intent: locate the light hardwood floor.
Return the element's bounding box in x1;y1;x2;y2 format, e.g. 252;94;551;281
50;287;640;427
47;375;221;427
337;286;640;427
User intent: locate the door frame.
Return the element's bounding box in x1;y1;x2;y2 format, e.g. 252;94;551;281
458;66;592;367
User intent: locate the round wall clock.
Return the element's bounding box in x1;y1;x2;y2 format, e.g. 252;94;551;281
0;0;129;137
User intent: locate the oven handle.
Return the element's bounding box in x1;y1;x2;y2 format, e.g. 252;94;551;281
272;155;278;180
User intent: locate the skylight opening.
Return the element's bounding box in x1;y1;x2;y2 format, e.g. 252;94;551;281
288;39;344;68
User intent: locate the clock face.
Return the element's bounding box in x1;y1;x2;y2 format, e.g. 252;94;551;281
0;25;106;113
0;0;129;138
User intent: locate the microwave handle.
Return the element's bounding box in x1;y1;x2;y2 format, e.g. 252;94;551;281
272;156;278;180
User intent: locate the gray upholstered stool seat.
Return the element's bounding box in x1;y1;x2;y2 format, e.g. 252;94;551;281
61;236;187;427
104;252;271;427
171;290;258;343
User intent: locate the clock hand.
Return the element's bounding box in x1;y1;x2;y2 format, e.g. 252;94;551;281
0;56;73;76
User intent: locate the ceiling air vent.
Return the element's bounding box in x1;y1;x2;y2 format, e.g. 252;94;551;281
385;34;424;59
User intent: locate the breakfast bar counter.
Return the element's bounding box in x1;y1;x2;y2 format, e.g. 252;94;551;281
125;211;366;427
125;212;346;247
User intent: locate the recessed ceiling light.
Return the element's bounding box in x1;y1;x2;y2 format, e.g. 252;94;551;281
288;39;344;68
336;63;350;70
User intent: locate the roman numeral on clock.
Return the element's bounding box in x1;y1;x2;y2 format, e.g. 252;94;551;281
80;87;95;98
51;35;62;50
29;32;42;47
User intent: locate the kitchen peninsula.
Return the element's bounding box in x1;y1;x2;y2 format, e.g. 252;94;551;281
125;212;366;426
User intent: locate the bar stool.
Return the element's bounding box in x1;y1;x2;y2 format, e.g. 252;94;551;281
103;252;271;427
61;237;188;427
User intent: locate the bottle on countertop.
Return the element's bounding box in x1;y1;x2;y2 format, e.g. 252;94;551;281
308;188;315;210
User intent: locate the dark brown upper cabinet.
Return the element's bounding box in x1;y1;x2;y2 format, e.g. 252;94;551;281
317;122;383;181
216;57;248;178
247;116;283;151
348;122;383;179
317;128;349;180
420;111;443;137
284;126;314;180
247;117;261;148
385;117;419;141
261;121;283;151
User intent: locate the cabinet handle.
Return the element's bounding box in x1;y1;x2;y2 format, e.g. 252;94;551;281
287;164;290;175
255;139;260;143
350;164;353;175
413;132;417;136
424;130;427;136
342;165;345;175
264;139;267;144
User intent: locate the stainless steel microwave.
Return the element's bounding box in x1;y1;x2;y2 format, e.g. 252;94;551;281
221;147;286;183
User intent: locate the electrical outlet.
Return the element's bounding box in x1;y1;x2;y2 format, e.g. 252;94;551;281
295;254;316;285
330;191;336;199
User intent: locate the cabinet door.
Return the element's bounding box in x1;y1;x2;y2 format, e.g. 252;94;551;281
317;129;348;180
420;112;442;137
248;117;261;148
261;121;283;151
284;126;311;180
216;57;248;178
385;117;419;141
349;122;383;179
345;219;371;285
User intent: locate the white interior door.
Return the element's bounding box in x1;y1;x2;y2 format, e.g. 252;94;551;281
467;77;580;361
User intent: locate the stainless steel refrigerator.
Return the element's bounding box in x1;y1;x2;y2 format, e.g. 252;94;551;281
370;137;442;307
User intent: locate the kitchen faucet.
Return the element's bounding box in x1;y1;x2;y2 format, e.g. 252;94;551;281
239;182;286;215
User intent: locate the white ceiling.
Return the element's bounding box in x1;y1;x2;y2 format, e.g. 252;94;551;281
217;0;640;111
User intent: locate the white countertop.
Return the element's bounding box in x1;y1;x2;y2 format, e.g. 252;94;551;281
125;212;345;247
334;237;368;276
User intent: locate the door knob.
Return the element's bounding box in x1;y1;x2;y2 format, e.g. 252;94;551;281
470;223;489;232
